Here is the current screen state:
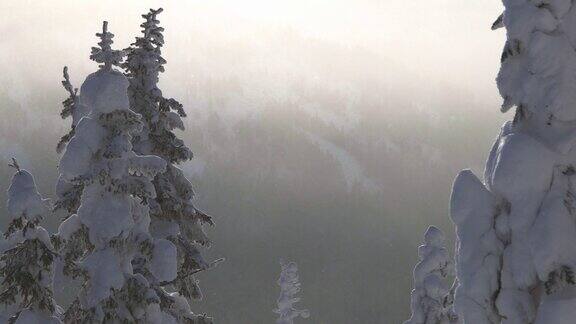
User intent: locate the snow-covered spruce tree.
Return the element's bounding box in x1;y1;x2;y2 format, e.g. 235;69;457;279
405;226;457;324
0;160;61;323
123;7;215;318
451;2;576;323
53;21;189;322
274;260;310;324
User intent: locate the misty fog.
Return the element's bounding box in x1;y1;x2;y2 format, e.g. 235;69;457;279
0;1;509;323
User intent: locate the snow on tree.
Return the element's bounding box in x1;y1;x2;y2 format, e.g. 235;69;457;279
0;160;61;323
53;67;88;217
450;170;503;324
123;8;216;319
54;21;123;218
52;21;186;323
405;226;458;324
57;67;81;154
274;260;310;324
450;1;576;323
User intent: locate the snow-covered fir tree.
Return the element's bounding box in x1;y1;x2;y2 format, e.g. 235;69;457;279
123;8;215;319
274;260;309;324
0;160;61;323
405;226;457;324
451;1;576;323
53;21;197;322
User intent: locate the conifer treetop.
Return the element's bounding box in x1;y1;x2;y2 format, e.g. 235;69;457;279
124;8;168;93
8;157;20;173
141;8;165;48
90;21;123;71
56;66;82;153
61;66;77;99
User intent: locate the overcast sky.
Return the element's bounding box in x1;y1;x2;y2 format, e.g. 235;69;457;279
0;0;505;109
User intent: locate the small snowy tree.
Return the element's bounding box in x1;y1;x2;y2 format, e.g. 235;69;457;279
450;1;576;323
0;160;61;323
54;67;87;217
405;226;457;324
123;8;215;320
56;67;80;154
274;260;310;324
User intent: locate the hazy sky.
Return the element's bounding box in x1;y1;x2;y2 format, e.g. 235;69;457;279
1;0;505;107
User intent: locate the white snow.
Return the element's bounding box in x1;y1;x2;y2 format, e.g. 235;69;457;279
129;154;167;179
77;186;134;247
485;131;556;201
7;170;50;222
535;286;576;324
451;1;576;322
79;70;131;114
80;248;126;308
58;117;105;181
530;167;576;282
405;226;457;324
450;170;502;324
150;239;178;283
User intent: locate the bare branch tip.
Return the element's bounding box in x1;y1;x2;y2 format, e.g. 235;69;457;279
8;158;20;172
